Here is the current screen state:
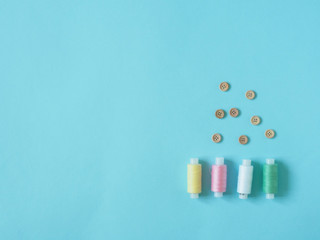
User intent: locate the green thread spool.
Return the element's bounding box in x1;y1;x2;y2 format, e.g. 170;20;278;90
263;159;278;199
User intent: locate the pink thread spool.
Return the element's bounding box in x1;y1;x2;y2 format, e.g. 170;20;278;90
211;157;227;197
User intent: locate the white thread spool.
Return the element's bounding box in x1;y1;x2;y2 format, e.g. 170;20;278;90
237;159;253;199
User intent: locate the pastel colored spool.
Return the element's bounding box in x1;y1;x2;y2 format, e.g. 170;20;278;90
211;157;227;197
187;158;202;198
237;159;253;199
263;158;278;199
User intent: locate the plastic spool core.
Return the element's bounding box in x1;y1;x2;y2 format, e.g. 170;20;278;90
190;193;199;199
215;157;224;166
190;158;199;165
266;194;274;199
239;193;248;199
243;159;251;166
266;158;275;165
266;158;275;199
214;192;223;198
189;158;199;199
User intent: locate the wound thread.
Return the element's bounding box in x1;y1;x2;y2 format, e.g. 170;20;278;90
187;158;202;198
237;159;253;199
263;158;278;199
211;157;227;197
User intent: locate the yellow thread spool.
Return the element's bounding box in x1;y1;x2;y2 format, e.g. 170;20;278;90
187;158;202;198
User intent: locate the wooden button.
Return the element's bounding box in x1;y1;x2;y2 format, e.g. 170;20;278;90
251;116;261;125
215;109;225;119
239;135;249;145
265;129;275;139
219;82;230;92
230;108;239;117
212;133;222;143
246;90;256;100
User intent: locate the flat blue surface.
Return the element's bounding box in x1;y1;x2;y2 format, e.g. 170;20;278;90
1;1;320;239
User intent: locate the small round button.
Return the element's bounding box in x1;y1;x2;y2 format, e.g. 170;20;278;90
230;108;239;117
265;129;275;139
246;90;256;100
212;133;222;143
239;135;249;145
215;109;225;119
219;82;230;92
251;116;261;125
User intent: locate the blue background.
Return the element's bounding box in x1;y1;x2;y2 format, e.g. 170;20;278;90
1;1;320;239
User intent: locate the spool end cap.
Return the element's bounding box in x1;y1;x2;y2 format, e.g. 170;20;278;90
242;159;251;166
190;158;199;164
214;192;223;198
215;157;224;165
266;159;275;165
266;193;275;199
239;193;248;199
190;193;199;199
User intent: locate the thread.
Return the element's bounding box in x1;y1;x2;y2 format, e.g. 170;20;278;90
211;157;227;197
187;158;202;198
263;159;278;199
237;159;253;199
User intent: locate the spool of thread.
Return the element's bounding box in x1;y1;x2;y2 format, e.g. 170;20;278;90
211;157;227;197
187;158;202;198
237;159;253;199
263;158;278;199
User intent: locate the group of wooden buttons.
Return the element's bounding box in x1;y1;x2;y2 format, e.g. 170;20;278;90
212;82;276;145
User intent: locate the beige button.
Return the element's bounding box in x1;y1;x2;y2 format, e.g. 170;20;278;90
219;82;230;92
230;108;239;117
239;135;249;145
251;116;261;125
246;90;256;100
215;109;225;119
212;133;222;143
265;129;275;139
